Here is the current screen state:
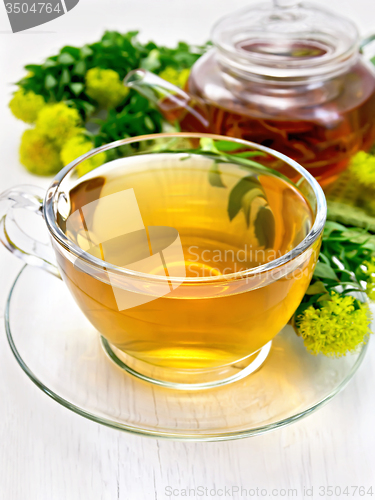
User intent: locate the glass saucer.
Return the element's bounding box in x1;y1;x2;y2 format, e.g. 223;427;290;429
5;265;368;441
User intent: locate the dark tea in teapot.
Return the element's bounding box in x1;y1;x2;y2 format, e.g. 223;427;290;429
185;54;375;187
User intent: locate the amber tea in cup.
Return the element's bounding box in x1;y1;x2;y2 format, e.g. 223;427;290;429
0;134;326;388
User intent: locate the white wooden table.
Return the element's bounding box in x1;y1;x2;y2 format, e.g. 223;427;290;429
1;1;375;498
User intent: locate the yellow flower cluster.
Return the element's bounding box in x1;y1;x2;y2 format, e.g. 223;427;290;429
35;103;83;147
18;102;83;175
19;129;62;175
61;136;106;177
158;67;190;88
85;68;129;108
17;102;104;176
9;89;45;124
296;292;371;357
349;151;375;187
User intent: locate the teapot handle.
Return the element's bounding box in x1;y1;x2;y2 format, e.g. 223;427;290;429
0;185;60;278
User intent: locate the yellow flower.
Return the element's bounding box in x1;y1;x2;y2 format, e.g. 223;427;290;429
296;292;371;357
19;129;62;175
364;257;375;301
9;89;45;124
36;103;83;147
158;67;190;88
85;68;129;108
349;151;375;187
61;135;106;177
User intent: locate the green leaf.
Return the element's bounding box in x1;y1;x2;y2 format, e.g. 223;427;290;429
66;99;95;116
73;61;86;75
140;49;161;71
144;115;154;130
319;252;331;265
60;68;70;85
58;52;76;65
45;74;57;89
323;220;347;236
242;188;267;226
70;83;85;95
80;45;93;58
313;262;338;281
200;137;220;154
24;64;43;73
214;140;243;152
316;293;333;302
254;205;275;248
60;46;81;60
228;151;266;159
42;59;57;69
223;154;272;170
208;162;226;188
305;281;328;295
294;295;320;318
227;175;262;221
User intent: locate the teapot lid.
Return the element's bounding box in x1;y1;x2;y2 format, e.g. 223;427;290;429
211;0;359;81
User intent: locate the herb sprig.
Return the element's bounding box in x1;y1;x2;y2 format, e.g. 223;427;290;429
293;221;375;356
17;31;207;117
151;137;277;246
12;31;209;153
295;221;375;317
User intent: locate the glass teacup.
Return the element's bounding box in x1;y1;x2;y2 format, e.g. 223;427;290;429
0;133;326;389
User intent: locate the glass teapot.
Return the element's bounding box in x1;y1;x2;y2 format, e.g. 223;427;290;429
125;0;375;186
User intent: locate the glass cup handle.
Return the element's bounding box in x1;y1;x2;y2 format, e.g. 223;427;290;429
0;185;60;278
